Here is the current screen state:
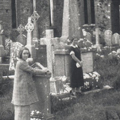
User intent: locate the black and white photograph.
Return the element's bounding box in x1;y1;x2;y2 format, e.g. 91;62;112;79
0;0;120;120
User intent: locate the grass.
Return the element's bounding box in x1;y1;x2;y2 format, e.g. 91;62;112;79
53;89;120;120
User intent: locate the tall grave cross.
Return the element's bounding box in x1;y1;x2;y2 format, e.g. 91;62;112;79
31;11;40;39
17;24;26;45
25;17;36;58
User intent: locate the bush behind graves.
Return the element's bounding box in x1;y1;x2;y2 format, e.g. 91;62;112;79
0;77;14;120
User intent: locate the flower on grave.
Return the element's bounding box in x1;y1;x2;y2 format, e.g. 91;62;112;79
84;81;90;89
30;110;44;119
95;77;99;82
61;75;67;82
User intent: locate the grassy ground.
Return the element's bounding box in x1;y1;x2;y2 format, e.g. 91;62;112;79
53;89;120;120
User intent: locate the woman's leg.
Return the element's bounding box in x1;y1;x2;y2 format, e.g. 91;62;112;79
14;105;30;120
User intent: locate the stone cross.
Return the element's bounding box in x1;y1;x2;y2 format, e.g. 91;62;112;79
25;17;36;58
31;11;40;39
17;24;26;45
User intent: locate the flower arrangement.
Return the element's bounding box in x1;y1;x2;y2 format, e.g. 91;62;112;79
82;71;102;92
30;110;45;120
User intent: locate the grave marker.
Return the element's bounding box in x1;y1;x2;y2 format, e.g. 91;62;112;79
9;42;23;70
62;0;82;40
111;33;119;46
25;17;36;59
17;24;26;46
31;11;40;39
104;30;112;46
81;52;94;73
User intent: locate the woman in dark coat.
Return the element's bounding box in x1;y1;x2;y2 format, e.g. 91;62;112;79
11;47;48;120
69;38;84;96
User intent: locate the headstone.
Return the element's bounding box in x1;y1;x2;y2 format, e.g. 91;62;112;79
16;34;26;46
9;42;23;71
62;0;82;40
104;30;112;46
17;24;26;46
111;33;119;46
54;50;71;77
81;52;94;73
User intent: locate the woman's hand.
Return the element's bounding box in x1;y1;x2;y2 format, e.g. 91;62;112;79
79;61;83;67
77;61;83;67
42;68;50;75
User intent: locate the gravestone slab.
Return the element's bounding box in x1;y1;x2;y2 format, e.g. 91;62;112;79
104;30;112;46
54;50;71;78
111;33;119;46
81;52;94;73
9;42;23;70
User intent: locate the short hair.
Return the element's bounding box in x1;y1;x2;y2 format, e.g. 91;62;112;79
18;47;31;59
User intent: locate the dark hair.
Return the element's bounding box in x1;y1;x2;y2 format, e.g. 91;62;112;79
18;47;31;59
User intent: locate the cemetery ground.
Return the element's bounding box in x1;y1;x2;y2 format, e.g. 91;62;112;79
1;47;120;120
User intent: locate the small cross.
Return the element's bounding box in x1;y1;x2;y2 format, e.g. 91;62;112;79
25;17;34;33
31;11;40;22
17;24;25;34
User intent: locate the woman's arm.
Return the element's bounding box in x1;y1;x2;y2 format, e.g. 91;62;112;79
18;61;48;75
